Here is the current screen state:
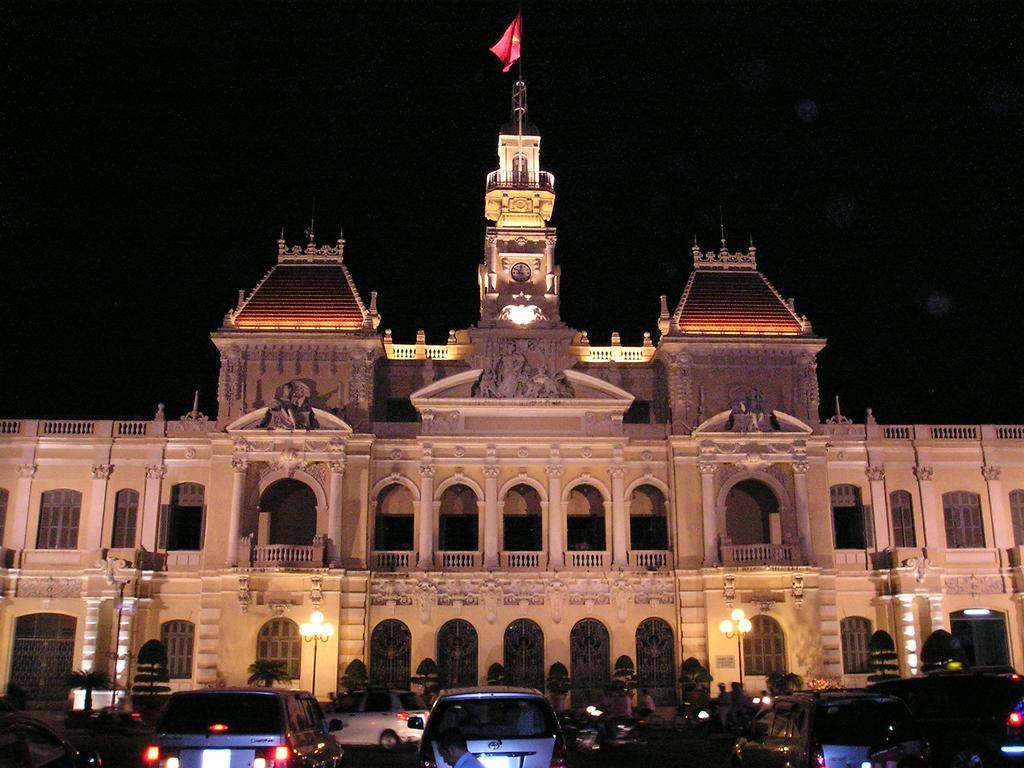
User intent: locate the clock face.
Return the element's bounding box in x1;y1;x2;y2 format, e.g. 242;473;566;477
510;262;532;282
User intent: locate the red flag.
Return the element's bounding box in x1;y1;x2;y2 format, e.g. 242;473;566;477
490;14;522;73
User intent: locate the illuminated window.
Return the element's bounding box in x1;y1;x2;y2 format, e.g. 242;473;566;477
37;489;81;550
111;489;139;548
942;491;985;548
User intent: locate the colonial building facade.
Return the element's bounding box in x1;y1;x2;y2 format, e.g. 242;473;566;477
2;83;1023;706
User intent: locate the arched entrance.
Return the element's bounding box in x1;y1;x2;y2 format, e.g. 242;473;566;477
636;618;676;704
570;618;609;706
370;620;411;689
10;613;77;701
261;479;317;545
504;619;544;690
950;609;1010;668
437;619;478;689
725;480;778;544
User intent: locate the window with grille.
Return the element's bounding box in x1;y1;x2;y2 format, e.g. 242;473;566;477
840;616;872;673
111;489;139;548
942;491;985;548
0;487;8;545
161;620;195;679
257;619;301;679
743;615;786;675
36;489;81;549
1010;490;1024;547
890;490;916;547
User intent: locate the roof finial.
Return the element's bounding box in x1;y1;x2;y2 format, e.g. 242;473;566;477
719;205;726;250
338;222;344;242
279;226;285;243
511;80;528;139
306;197;316;243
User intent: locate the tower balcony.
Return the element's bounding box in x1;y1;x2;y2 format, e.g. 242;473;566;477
485;170;555;192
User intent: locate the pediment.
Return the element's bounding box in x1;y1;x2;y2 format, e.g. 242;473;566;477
226;407;352;433
693;408;813;435
410;369;634;406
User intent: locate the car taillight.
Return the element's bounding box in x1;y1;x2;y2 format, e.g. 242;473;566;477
549;740;570;768
1009;711;1023;728
812;742;826;768
144;746;160;764
254;745;291;767
273;746;290;762
209;723;229;732
397;710;410;721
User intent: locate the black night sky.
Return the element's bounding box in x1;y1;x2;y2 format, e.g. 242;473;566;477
2;2;1021;424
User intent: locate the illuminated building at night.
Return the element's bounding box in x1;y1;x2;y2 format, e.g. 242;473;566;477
1;82;1022;706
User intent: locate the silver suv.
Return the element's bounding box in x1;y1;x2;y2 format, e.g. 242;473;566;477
330;689;429;750
149;688;344;768
413;686;569;768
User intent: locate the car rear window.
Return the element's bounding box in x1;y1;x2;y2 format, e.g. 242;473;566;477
425;698;556;739
873;676;1024;718
158;693;282;734
400;693;428;710
813;700;917;746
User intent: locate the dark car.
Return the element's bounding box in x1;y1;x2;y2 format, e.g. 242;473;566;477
0;713;103;768
732;691;928;768
870;672;1024;767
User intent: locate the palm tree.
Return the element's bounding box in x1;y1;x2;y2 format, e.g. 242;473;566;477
66;669;112;713
247;660;292;687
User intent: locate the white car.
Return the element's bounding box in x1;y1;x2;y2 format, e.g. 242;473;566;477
330;689;430;750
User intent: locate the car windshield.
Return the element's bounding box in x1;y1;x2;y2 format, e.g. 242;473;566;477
158;693;282;734
813;700;917;746
400;693;428;710
426;698;556;739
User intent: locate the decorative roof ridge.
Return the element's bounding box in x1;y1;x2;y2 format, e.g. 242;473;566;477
670;270;699;329
277;236;345;264
691;239;757;270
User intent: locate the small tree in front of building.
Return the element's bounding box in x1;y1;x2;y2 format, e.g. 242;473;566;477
66;669;112;714
613;655;637;695
546;662;571;696
247;660;292;687
867;630;900;682
920;629;967;673
340;659;368;694
679;657;712;695
411;658;440;702
132;639;171;703
487;662;508;686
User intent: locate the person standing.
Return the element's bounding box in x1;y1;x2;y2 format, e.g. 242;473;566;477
438;730;486;768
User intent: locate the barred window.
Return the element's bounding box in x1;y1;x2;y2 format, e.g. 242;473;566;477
1010;491;1024;547
111;489;139;549
257;619;301;680
890;490;916;548
743;615;786;676
942;491;985;548
161;620;195;679
37;489;81;549
840;616;872;673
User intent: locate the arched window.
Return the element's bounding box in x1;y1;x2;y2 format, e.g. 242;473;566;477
261;479;317;546
504;619;544;690
890;490;916;548
437;619;478;689
369;619;411;689
163;483;205;551
10;614;77;701
37;489;81;549
0;487;8;546
567;485;605;551
439;484;479;551
743;615;786;676
950;609;1009;668
726;480;778;545
570;619;610;706
503;484;542;551
635;618;676;705
512;153;529;183
257;618;301;679
942;491;985;548
1010;490;1024;547
375;484;415;551
831;484;870;549
111;489;139;549
840;616;872;673
161;620;195;679
630;485;668;550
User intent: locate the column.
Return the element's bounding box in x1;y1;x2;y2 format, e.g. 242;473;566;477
927;593;946;634
793;461;812;563
8;464;37;552
865;465;891;551
700;461;718;564
897;593;920;677
483;466;500;569
417;465;435;569
327;460;346;566
140;464;166;553
115;594;136;684
546;465;564;568
914;465;942;548
85;464;113;551
982;465;1011;550
610;465;628;567
80;597;103;672
226;458;248;566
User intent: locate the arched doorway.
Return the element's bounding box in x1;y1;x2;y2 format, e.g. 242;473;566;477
950;609;1010;668
570;618;609;706
504;619;544;690
503;484;543;551
636;618;676;704
261;479;317;545
438;619;478;689
725;480;778;544
374;483;415;551
439;484;479;551
370;620;411;689
567;485;605;552
630;485;669;550
10;613;77;701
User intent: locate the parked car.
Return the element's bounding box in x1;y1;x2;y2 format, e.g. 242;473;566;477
0;712;103;768
732;691;928;768
413;686;570;768
65;706;149;733
147;688;344;768
870;672;1024;767
329;689;429;750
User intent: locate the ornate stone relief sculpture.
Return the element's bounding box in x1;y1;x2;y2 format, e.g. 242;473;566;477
259;380;319;430
472;339;574;399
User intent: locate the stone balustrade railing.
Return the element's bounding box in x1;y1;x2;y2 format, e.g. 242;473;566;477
440;551;479;570
501;551;542;569
568;551;607;569
720;542;799;566
375;551;412;570
0;419;222;437
250;541;325;568
629;550;670;570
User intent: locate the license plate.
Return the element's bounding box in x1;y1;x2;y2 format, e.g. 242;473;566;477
202;750;232;768
477;757;514;768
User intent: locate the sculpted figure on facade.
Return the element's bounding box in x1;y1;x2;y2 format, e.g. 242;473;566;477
472;339;574;399
259;380;318;430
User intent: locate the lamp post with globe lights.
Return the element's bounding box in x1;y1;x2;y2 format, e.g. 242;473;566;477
720;608;753;690
300;610;334;699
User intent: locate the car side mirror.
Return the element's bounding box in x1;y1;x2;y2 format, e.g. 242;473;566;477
328;719;344;732
407;715;425;730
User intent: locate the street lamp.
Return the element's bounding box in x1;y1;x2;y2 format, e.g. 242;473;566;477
300;610;334;699
720;608;753;691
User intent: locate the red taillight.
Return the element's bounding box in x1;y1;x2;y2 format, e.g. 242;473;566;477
397;710;410;721
209;723;229;732
1009;712;1023;727
549;740;570;768
144;746;160;763
273;746;290;762
812;742;826;768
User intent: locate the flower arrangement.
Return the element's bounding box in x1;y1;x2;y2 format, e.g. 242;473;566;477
804;676;845;691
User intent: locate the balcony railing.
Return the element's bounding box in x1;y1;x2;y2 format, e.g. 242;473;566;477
719;541;800;566
440;551;479;570
485;170;555;193
568;551;607;569
375;551;413;571
501;551;542;569
629;550;670;570
249;539;326;568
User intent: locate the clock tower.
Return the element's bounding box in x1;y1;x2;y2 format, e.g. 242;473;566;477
478;81;562;328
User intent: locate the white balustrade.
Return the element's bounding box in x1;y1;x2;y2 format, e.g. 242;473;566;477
441;551;479;570
996;425;1024;439
929;425;979;440
375;551;412;570
500;551;542;569
719;542;798;566
629;550;669;570
250;541;325;567
568;551;607;569
41;420;95;436
0;420;22;434
116;420;149;436
883;425;913;439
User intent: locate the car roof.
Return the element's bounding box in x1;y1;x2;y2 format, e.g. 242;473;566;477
776;691;900;705
169;687;304;696
436;685;545;700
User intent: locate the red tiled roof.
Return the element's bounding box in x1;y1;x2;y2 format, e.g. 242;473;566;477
675;269;803;335
233;263;366;330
